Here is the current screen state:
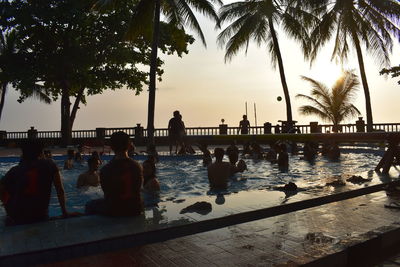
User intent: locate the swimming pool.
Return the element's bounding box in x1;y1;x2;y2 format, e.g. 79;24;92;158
0;147;396;221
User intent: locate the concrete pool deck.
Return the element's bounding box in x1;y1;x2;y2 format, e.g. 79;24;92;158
1;188;400;266
25;190;400;267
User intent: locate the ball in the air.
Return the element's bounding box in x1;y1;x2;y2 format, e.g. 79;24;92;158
277;96;282;101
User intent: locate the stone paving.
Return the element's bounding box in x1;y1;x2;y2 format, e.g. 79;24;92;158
38;191;400;267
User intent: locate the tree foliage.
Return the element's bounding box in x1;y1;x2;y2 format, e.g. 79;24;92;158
380;65;400;85
0;0;193;144
296;70;361;131
95;0;221;146
217;0;321;123
308;0;400;131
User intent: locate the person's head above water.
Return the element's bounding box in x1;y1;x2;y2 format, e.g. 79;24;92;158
173;110;180;118
110;131;131;152
21;139;44;161
214;147;225;162
280;143;287;152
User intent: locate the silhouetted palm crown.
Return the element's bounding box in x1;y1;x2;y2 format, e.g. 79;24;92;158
297;71;361;127
217;0;320;123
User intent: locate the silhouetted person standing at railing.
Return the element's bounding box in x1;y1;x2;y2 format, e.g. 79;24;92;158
0;140;69;225
168;110;186;154
238;115;250;134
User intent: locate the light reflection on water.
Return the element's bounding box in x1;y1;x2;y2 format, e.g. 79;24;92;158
0;149;398;219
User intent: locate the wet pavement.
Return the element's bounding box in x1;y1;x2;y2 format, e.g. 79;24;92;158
35;190;400;267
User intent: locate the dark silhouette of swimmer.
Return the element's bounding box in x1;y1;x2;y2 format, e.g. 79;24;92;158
64;149;75;170
207;148;232;189
197;143;212;166
278;143;289;171
250;142;263;159
168;110;186;154
303;142;318;161
265;142;278;163
142;158;160;193
0;140;70;225
77;157;100;188
85;131;143;216
242;141;252;155
238;115;250;134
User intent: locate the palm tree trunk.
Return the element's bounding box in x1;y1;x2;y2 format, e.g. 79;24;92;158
268;18;293;124
0;83;7;121
146;0;161;147
352;31;373;132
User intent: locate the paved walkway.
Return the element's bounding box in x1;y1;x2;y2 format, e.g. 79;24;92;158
38;190;400;267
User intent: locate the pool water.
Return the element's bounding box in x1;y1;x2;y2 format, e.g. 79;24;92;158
0;148;395;218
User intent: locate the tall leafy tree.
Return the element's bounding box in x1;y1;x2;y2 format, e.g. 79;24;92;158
96;0;222;146
308;0;400;132
2;0;192;145
217;0;321;125
296;70;361;132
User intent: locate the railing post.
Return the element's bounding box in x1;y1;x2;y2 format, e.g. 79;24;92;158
356;117;365;133
263;122;272;134
310;122;321;133
27;126;38;139
219;124;228;135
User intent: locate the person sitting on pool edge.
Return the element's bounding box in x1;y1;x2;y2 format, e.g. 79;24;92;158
85;131;143;216
142;157;160;193
76;157;101;188
0;140;70;225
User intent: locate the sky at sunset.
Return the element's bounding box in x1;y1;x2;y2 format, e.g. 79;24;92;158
1;7;400;132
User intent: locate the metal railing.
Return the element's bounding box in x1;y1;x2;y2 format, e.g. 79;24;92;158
4;122;400;140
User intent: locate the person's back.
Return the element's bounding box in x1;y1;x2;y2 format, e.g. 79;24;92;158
85;131;143;217
101;157;143;216
0;141;68;225
207;148;231;189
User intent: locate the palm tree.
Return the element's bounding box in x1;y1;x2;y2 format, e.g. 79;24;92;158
95;0;222;146
308;0;400;132
0;30;51;122
217;0;321;125
0;30;17;121
296;70;361;132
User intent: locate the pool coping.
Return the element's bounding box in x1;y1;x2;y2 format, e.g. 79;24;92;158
1;181;398;266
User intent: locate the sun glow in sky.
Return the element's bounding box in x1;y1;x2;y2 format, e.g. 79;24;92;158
1;7;400;131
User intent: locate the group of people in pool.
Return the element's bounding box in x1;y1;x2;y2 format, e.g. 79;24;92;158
0;127;341;225
0;131;159;225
